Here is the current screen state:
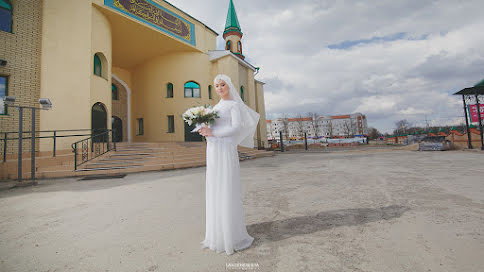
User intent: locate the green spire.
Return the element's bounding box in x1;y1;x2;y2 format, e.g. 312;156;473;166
224;0;241;34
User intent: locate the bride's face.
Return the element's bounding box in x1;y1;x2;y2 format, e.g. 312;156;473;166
215;79;231;100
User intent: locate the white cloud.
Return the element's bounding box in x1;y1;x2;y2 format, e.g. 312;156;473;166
164;0;484;133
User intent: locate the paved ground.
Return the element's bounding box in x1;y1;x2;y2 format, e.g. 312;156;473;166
0;149;483;272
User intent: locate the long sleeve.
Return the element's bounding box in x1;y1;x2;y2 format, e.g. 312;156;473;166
212;104;241;137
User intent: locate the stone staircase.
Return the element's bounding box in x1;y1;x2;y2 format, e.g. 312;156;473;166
0;142;274;181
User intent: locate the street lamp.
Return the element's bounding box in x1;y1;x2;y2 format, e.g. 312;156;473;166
39;98;52;110
3;96;52;183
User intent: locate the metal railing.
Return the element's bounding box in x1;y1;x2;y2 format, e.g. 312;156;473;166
71;129;116;171
1;129;103;163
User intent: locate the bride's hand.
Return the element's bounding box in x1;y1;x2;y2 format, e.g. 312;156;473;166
199;127;214;137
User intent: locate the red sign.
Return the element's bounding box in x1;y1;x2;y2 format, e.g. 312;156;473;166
469;104;484;123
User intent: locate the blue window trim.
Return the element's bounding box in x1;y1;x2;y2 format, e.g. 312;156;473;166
0;75;8;115
112;84;118;100
94;54;102;77
137;118;144;136
167;83;174;98
0;0;13;33
240;86;244;101
184;81;201;98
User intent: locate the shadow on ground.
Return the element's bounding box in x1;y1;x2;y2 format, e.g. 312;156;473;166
0;166;207;198
247;205;410;246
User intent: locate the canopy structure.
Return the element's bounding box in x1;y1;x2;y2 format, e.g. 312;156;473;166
453;78;484;149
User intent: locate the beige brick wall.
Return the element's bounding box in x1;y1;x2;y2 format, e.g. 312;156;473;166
0;0;43;156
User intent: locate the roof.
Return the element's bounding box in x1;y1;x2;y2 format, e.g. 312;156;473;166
224;0;241;34
288;117;312;122
454;85;484;95
208;50;256;71
331;115;351;119
454;77;484;95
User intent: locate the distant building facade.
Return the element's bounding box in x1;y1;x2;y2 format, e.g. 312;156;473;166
267;113;368;139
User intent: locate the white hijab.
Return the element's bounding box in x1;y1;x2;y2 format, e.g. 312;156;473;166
214;74;260;148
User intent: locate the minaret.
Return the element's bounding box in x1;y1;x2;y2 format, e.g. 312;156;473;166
223;0;245;60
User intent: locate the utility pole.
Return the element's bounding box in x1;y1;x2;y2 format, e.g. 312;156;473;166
424;115;430;134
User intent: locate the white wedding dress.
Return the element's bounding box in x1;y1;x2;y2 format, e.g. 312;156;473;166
200;98;254;255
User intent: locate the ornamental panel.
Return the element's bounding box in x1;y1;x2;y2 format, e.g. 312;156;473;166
105;0;196;46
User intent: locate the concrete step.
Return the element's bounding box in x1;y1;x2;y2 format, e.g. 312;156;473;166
75;165;144;172
109;153;154;156
1;142;273;181
98;156;156;161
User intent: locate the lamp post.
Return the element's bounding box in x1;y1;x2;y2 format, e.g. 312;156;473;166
3;96;52;183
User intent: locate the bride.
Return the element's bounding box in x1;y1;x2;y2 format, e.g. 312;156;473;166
198;74;260;255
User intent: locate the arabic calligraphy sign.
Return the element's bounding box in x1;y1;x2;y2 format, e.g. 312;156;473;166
468;104;484;123
105;0;196;46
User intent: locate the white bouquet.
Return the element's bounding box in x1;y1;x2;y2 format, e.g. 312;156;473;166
182;105;219;133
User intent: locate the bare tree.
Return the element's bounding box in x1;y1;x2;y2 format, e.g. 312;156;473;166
281;114;289;139
307;112;320;139
394;119;411;135
342;120;354;137
295;114;305;138
367;127;380;140
326;119;334;138
268;119;275;139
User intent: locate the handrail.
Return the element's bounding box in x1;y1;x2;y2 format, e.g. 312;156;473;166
71;129;117;171
1;128;96;134
1;129;97;162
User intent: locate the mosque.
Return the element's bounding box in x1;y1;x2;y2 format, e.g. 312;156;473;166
0;0;268;155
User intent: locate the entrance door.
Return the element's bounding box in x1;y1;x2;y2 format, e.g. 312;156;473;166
92;102;107;142
184;122;203;142
112;116;123;142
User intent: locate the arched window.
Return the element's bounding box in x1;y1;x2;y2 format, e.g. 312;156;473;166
94;54;102;77
0;0;12;33
112;84;118;100
184;81;200;98
237;41;242;54
208;85;212;99
226;40;232;51
240;86;244;101
167;82;174;98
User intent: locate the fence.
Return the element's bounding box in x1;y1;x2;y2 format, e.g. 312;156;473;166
268;132;368;151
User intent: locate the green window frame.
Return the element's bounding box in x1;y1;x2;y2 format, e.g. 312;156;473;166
240;86;244;101
208;85;212;99
167;115;174;133
0;0;13;33
0;75;8;115
237;41;242;53
184;81;200;98
167;82;173;98
226;40;232;51
94;54;102;77
112;84;118;100
137;118;144;135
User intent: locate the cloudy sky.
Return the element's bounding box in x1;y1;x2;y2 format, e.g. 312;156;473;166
168;0;484;133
